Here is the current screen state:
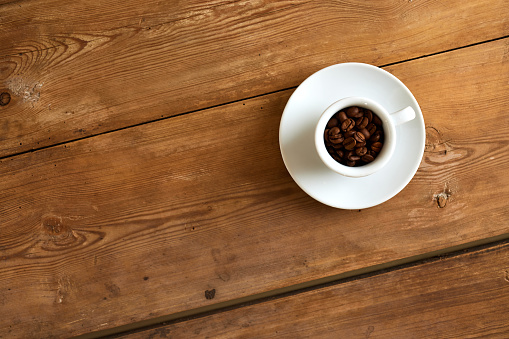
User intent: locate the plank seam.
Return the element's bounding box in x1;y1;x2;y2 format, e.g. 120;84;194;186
72;235;509;339
379;34;509;68
2;35;508;163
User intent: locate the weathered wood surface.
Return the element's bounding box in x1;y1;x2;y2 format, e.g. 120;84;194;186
0;0;508;157
124;242;509;338
1;38;508;338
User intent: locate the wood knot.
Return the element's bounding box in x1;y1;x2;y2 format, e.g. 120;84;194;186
425;126;449;153
43;216;70;235
3;215;107;260
41;216;81;250
433;186;452;208
0;92;11;106
205;289;216;299
365;325;375;338
437;194;447;208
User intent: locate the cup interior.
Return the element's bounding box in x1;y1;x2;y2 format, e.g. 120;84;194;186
315;97;397;177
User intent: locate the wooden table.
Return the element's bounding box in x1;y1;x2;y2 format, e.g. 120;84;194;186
1;1;508;338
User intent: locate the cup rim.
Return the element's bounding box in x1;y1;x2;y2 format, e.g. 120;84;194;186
315;97;397;177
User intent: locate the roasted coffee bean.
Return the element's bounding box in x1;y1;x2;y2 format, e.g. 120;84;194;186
372;114;383;126
346;106;363;118
355;147;368;156
348;153;361;161
324;129;330;143
365;110;373;123
362;154;375;163
326;117;339;128
371;142;383;153
331;137;344;145
328;127;343;144
356;116;369;129
370;131;382;142
337;111;348;123
359;128;370;139
324;105;385;167
344;130;355;138
353;131;365;143
329;126;340;136
366;123;377;135
343;137;356;150
341;118;355;132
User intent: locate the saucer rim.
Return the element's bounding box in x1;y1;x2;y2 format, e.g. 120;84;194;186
279;62;426;209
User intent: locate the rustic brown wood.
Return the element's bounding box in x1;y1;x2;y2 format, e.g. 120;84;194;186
0;38;508;338
124;242;509;338
0;0;508;157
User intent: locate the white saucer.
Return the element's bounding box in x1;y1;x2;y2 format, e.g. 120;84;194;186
279;63;425;209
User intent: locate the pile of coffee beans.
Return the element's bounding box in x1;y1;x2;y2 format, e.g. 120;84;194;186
323;106;384;167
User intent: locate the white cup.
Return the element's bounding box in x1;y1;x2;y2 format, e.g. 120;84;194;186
315;97;416;177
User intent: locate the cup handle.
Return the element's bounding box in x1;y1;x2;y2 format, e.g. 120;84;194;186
389;106;416;126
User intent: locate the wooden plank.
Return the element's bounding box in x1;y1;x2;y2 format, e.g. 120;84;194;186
1;39;508;338
123;242;509;338
0;0;508;157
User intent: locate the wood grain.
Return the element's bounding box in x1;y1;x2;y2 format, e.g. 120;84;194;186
0;0;508;157
124;242;509;338
1;38;508;338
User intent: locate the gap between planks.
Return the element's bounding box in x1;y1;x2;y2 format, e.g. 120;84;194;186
1;34;508;163
70;233;509;339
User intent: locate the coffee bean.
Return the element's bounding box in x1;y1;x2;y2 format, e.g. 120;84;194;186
356;141;366;148
353;131;365;143
348;153;361;161
369;131;382;142
355;147;367;156
367;123;377;135
324;106;385;167
372;114;383;126
356;116;369;129
329;127;340;135
336;111;348;123
344;130;355;138
359;128;370;139
346;106;363;118
362;154;375;163
341;118;355;132
326;117;339;128
365;110;373;123
343;137;356;150
328;127;344;144
371;142;383;153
